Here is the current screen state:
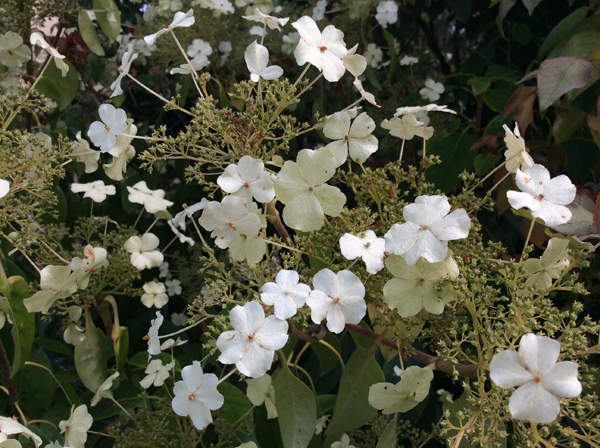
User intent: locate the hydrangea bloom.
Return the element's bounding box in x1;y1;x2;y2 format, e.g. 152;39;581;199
87;104;128;152
72;132;100;173
353;79;379;107
23;266;82;314
127;180;173;214
244;41;284;82
146;311;164;356
364;43;383;68
70;245;109;289
339;230;386;274
281;32;300;54
503;124;534;173
71;181;116;202
506;164;576;227
490;333;582;424
400;55;418;65
110;44;138;98
141;359;175;388
172;199;208;231
172;361;224;430
331;434;356;448
419;79;444;101
0;179;9;198
217;301;288;377
91;372;119;406
306;269;366;333
104;120;136;181
384;195;471;266
260;269;311;320
246;374;277;419
312;0;327;21
381;113;433;140
522;238;569;291
394;104;456;116
124;233;164;270
30;32;68;76
0;31;31;68
0;416;42;447
375;1;398;27
144;9;195;46
187;38;212;60
243;8;289;30
59;404;93;448
342;44;367;78
323;110;378;166
141;281;169;308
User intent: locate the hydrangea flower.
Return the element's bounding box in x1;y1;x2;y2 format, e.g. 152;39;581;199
522;238;569;292
246;374;277;419
342;44;367;78
127;180;173;214
353;78;379;107
243;8;289;30
0;297;12;330
23;265;83;314
172;200;208;231
0;416;42;447
369;366;434;413
394;104;456;116
104;120;137;181
91;372;119;406
172;361;224;430
292;16;348;82
306;269;366;334
30;32;68;76
170;56;210;75
124;233;164;270
72;132;100;173
71;181;116;202
331;434;356;448
400;55;418;65
165;278;182;296
146;311;164;356
144;9;195;46
384;195;471;266
381;113;433;140
140;359;175;389
260;269;311;320
216;301;289;377
281;32;300;54
187;38;212;60
110;45;138;98
0;180;10;199
489;333;582;424
70;245;109;289
171;312;187;327
506;164;576;227
419;79;445;101
274;148;346;231
323;110;378;166
211;0;234;14
59;404;93;448
244;41;284;82
141;281;169;308
63;306;85;346
312;0;327;21
364;43;383;68
339;230;386;274
0;31;31;68
503;124;534;173
88;104;128;152
375;1;398;27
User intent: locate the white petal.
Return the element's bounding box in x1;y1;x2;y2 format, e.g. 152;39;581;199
490;350;535;388
541;361;582;398
508;381;561;424
518;334;560;374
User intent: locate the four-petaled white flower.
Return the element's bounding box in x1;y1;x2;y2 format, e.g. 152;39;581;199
144;9;195;46
146;311;164;356
381;113;433;140
246;374;277;419
30;32;69;76
0;416;42;447
306;269;366;334
104;120;137;181
23;265;83;314
503;124;535;173
419;79;445;102
490;333;582;424
364;43;383;68
274;148;346;231
339;230;386;274
70;245;109;289
172;199;208;231
323;110;379;166
141;281;169;308
261;269;311;320
331;434;356;448
400;55;418;66
522;237;570;292
172;312;187;327
111;44;138;98
218;155;276;204
292;16;348;82
0;31;31;68
91;372;120;406
244;41;284;83
72;132;100;173
506;164;576;227
375;1;398;27
384;195;471;266
127;180;174;214
217;301;289;377
312;0;327;21
59;404;93;448
140;359;175;389
171;56;210;75
124;233;164;270
165;278;182;296
315;415;329;434
211;0;234;14
71;180;116;203
342;44;367;78
88;104;128;153
172;361;224;429
187;38;213;60
281;32;300;54
243;8;289;31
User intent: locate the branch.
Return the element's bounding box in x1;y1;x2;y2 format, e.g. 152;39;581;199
345;324;478;378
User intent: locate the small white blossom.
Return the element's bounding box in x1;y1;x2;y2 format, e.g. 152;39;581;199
87;104;128;152
400;55;418;65
30;32;68;76
503;124;535;173
0;179;10;198
244;41;283;83
323;111;378;166
522;238;570;291
315;415;329;434
281;32;300;54
71;180;116;203
0;31;31;68
353;78;379;107
72;132;100;173
0;416;42;447
127;180;173;214
342;44;367;78
165;278;182;296
243;8;289;31
364;43;383;68
218;155;275;203
172;200;208;231
124;233;164;270
171;312;187;326
339;230;385;274
110;45;138;98
58;404;93;448
187;38;212;59
331;434;355;448
104;120;137;181
312;0;327;21
23;266;83;314
375;1;398;27
261;269;311;320
246;374;277;419
419;79;445;101
394;104;456;116
144;9;195;46
0;296;12;330
140;359;175;389
381;113;433;140
211;0;234;14
146;311;164;356
141;281;169;308
70;245;109;289
91;372;119;406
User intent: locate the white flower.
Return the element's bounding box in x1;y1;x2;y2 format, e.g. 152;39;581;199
381;113;433;140
342;44;367;78
124;233;164;270
0;180;10;198
260;269;311;320
281;32;300;54
217;301;289;377
244;41;283;83
0;31;31;68
87;104;128;152
23;265;82;314
165;278;182;296
172;200;208;231
394;104;456;116
144;9;195;46
246;374;277;418
187;39;212;59
127;180;173;214
331;434;355;448
58;404;93;448
400;55;418;66
315;415;329;434
170;55;210;75
364;43;383;68
70;245;109;289
274;147;346;231
143;5;161;21
104;120;137;181
110;45;138;98
172;361;224;429
375;1;398;27
503;124;535;173
243;8;289;31
353;78;379;107
91;372;119;406
211;0;234;13
72;132;100;173
506;164;576;227
323;111;378;166
0;416;42;447
384;195;471;266
292;16;348;82
0;297;12;330
30;32;68;76
141;281;169;308
312;0;327;21
306;269;366;334
249;25;266;37
160;337;186;350
159;261;170;278
522;238;570;291
217;155;276;203
140;359;175;389
71;180;116;203
167;220;195;246
146;311;164;356
419;79;445;102
489;333;582;424
171;312;187;326
64;306;85;346
159;0;183;12
339;230;385;274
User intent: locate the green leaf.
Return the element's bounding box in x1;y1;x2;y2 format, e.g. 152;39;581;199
495;0;516;39
522;0;542;16
474;152;501;177
74;326;108;393
36;60;79;110
326;347;384;436
0;276;34;378
426;132;477;193
468;77;491;96
94;0;121;41
368;366;433;414
317;394;337;414
274;364;317;448
365;65;382;92
311;333;342;376
537;57;593;111
376;415;397;448
218;382;254;425
114;326;129;372
552;109;586;143
382;27;397;85
556;27;600;59
78;10;105;56
538;7;588;60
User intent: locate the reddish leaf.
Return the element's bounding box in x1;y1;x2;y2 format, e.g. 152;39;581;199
516;93;536;134
537;57;593;111
504;86;538;118
469;133;502;153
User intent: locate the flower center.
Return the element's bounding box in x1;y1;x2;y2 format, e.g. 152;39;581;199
65;425;70;430
6;49;12;54
333;297;340;303
365;242;371;248
244;182;249;188
105;125;110;131
535;375;541;382
143;335;150;340
420;225;429;231
163;25;169;29
188;394;195;400
320;46;327;52
309;186;314;191
117;68;123;73
248;334;254;340
228;222;235;227
344;135;349;140
538;194;544;200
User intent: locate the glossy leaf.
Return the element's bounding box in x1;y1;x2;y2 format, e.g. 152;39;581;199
538;7;588;60
219;382;254;426
74;326;109;393
376;415;397;448
114;326;129;372
426;132;477;193
537;57;592;111
522;0;542;15
36;60;79;110
94;0;121;41
78;10;105;56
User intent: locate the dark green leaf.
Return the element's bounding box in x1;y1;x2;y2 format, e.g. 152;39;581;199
538;7;588;60
36;60;79;110
468;77;491;96
74;326;109;393
115;326;129;372
218;382;253;425
376;415;397;448
522;0;542;16
94;0;121;41
311;333;342;376
426;132;477;193
78;10;105;56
